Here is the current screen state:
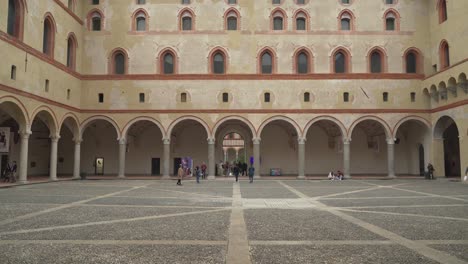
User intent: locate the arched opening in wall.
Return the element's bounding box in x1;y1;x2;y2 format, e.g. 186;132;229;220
439;40;450;70
304;120;344;176
169;119;208;176
438;81;448;100
393;119;430;176
42;14;56;58
271;9;286;30
57;116;79;178
259;49;275;74
458;73;468;94
260;120;299;176
293;10;309;31
109;48;128;75
350;119;389;175
332;48;351;73
67;34;77;70
68;0;75;12
0;101;27;181
135;11;147;31
434;116;461;177
89;10;103;31
7;0;25;40
179;10;194;31
438;0;448;23
124;120;164;176
213;119;254;177
30;110;57;178
81;119;119;176
225;9;240;30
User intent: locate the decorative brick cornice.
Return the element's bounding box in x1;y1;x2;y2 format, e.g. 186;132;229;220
52;0;84;25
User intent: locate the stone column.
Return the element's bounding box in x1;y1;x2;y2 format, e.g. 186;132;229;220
253;138;261;178
207;138;215;180
72;139;82;179
49;135;60;181
118;138;126;178
162;138;171;179
18;131;31;184
297;137;306;179
387;138;396;178
432;137;445;178
343;138;351;179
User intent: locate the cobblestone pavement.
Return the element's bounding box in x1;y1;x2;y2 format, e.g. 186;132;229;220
0;178;466;264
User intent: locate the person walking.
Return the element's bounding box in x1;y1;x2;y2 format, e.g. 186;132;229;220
177;164;184;186
248;166;254;183
427;163;435;180
10;161;17;183
201;162;207;179
195;166;201;184
234;165;240;182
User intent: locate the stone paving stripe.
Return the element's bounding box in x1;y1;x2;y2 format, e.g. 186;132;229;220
0;208;230;236
0;185;151;227
337;208;468;222
226;183;252;264
250;240;395;245
78;204;230;209
150;188;230;199
0;240;227;246
390;187;468;202
333;204;468;209
314;186;383;199
321;196;431;200
277;181;309;199
419;241;468;245
279;181;468;264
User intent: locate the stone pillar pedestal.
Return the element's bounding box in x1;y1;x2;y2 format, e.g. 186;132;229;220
343;139;351;179
162;138;171;179
49;135;60;181
18;131;31;184
253;138;261;178
72;139;82;179
207;138;216;180
297;138;306;179
387;139;396;178
118;138;126;178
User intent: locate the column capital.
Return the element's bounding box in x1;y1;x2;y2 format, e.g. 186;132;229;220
207;138;215;145
343;138;351;144
386;138;395;145
19;131;32;139
163;138;171;145
252;138;261;144
119;138;127;145
297;137;306;144
74;138;83;144
50;135;61;142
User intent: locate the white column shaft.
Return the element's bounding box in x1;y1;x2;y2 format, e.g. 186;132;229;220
298;138;306;179
49;137;59;181
73;141;81;179
162;139;170;179
19;133;30;184
253;138;261;178
118;139;126;178
208;138;215;180
343;140;351;179
387;140;396;178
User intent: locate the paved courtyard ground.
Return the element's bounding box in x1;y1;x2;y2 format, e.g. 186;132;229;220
0;178;466;264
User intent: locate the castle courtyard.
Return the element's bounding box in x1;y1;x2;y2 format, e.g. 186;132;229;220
0;178;466;264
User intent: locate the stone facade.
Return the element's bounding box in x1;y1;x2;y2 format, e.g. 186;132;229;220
0;0;466;182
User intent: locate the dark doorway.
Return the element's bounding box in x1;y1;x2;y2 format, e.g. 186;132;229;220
418;144;425;176
95;157;104;175
173;157;181;176
151;158;160;176
443;123;460;177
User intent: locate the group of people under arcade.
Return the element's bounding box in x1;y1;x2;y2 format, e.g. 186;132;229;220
176;160;255;185
328;170;344;181
1;160;17;183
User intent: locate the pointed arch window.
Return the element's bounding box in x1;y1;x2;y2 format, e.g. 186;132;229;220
88;10;104;31
66;34;77;70
271;10;286;30
332;48;351;73
110;49;128;75
163;53;174;74
384;10;400;31
261;52;273;74
439;41;450;69
68;0;75;12
132;10;148;31
43;14;56;58
338;10;354;31
225;9;240;30
294;11;309;31
180;10;194;31
370;52;382;73
404;48;422;74
295;51;311;74
438;0;447;23
212;52;226;74
7;0;25;40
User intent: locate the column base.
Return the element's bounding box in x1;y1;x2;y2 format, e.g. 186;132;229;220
50;177;58;181
18;180;28;184
161;175;171;180
207;175;216;180
72;176;81;180
117;175;126;179
297;175;306;179
387;175;396;179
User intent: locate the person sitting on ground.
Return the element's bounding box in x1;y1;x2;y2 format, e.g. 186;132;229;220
328;171;334;180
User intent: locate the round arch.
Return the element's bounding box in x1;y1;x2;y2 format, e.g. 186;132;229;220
392;116;431;138
59;112;80;139
433;115;459;138
348;116;392;140
303;116;347;140
212;116;256;139
167;116;211;139
257;116;302;138
0;96;30;131
80;115;121;140
122;116;166;140
30;106;59;136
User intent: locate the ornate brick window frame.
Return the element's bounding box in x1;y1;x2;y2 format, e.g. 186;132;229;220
383;9;400;31
337;9;355;31
330;46;352;73
178;8;195;31
439;40;450;70
108;48;129;75
293;47;314;74
87;9;104;31
158;48;179;74
42;13;57;58
66;32;78;70
257;47;277;74
437;0;448;24
367;46;388;73
131;8;149;32
402;47;423;74
224;8;241;30
270;7;287;31
7;0;27;41
293;9;310;31
208;47;229;74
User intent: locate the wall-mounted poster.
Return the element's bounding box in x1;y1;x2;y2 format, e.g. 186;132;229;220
0;128;10;153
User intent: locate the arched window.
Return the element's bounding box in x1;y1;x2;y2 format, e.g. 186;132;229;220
227;0;237;4
213;53;225;74
331;48;351;73
225;9;240;30
180;10;195;31
68;0;75;12
404;48;422;74
159;49;178;74
66;34;77;70
271;9;286;30
109;49;128;75
294;49;313;74
163;53;174;74
261;51;273;74
43;14;56;58
7;0;25;40
294;10;309;31
368;48;386;73
384;9;400;31
88;10;104;31
132;10;148;31
438;0;447;23
439;40;450;69
338;10;354;31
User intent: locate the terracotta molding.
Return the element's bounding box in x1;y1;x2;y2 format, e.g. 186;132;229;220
52;0;84;25
254;30;414;36
1;83;466;115
81;73;424;81
424;58;468;80
0;31;81;79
